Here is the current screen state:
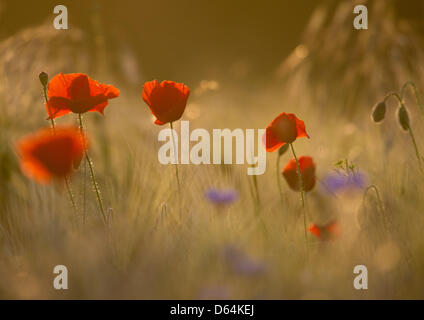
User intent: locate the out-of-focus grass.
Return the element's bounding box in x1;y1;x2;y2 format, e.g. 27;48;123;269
2;69;424;299
2;2;424;299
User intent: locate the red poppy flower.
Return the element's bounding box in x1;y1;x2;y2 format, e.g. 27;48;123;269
45;73;120;119
263;112;309;152
282;156;316;192
308;221;340;240
17;127;87;184
142;80;190;125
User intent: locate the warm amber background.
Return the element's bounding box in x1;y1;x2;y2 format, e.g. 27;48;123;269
1;0;424;299
1;0;422;83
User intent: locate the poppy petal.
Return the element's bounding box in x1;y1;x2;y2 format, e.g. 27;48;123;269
308;224;321;238
262;128;285;152
17;127;86;184
69;74;91;100
154;119;166;125
263;113;308;152
45;98;72;120
282;156;316;192
295;117;309;139
142;80;190;125
46;73;119;119
48;73;86;99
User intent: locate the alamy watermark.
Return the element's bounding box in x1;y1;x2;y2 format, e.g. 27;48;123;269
157;121;266;175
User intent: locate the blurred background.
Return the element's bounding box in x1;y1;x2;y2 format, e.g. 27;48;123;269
2;0;424;299
2;0;424;115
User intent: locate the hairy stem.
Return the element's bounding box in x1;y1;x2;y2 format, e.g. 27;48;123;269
170;122;182;217
276;153;284;207
42;83;78;224
408;127;423;173
78;114;107;224
400;81;424;114
290;143;308;247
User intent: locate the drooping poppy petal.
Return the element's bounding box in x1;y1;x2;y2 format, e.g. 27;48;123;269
262;112;309;152
282;156;316;192
17;127;87;184
142;80;190;125
308;221;340;240
46;73;120;119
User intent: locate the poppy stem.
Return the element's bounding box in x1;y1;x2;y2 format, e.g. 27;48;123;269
407;126;423;173
41;81;78;226
82;157;87;227
289;143;308;248
170;122;182;217
42;85;56;133
400;81;424;115
276;153;284;207
385;92;423;173
78;114;107;224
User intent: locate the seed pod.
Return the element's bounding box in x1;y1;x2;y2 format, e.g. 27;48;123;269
397;106;410;131
278;143;289;156
38;72;48;87
371;101;386;123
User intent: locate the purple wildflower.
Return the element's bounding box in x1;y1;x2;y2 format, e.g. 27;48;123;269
224;245;266;276
321;171;366;194
205;188;238;205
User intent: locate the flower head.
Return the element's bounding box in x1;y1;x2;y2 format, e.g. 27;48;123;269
308;221;340;240
263;112;309;152
321;171;366;194
17;127;87;183
142;80;190;125
282;156;316;192
45;73;120;119
205;188;238;205
224;245;266;276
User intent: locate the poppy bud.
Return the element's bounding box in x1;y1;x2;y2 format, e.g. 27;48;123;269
278;144;289;156
39;72;48;87
371;101;386;123
397;106;410;131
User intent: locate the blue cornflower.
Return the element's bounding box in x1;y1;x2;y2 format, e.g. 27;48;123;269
205;188;239;205
224;245;266;277
321;171;366;194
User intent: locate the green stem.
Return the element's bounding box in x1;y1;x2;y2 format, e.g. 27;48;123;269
400;81;424;114
252;172;260;210
78;114;107;224
170;122;182;217
42;85;56;131
385;92;423;173
276;152;284;207
408;126;423;173
289;143;308;246
383;92;403;105
82;142;87;227
42;83;78;224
